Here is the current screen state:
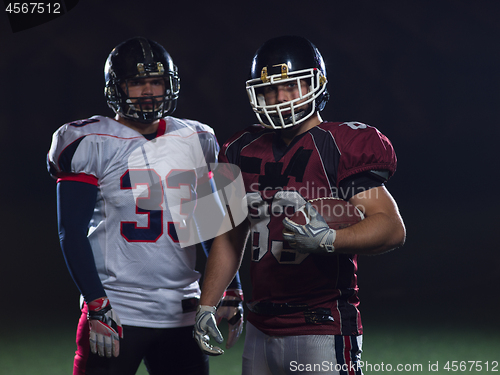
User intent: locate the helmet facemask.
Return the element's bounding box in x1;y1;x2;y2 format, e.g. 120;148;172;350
246;67;327;129
116;73;179;123
106;70;179;124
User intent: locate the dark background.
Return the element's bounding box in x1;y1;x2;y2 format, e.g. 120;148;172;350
1;0;499;331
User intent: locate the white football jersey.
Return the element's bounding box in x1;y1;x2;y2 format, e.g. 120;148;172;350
48;115;219;328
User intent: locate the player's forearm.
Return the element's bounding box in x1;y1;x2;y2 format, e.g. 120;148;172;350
200;237;242;291
200;221;249;306
333;210;405;255
331;185;405;255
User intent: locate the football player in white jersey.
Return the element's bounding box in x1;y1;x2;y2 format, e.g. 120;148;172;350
47;37;244;375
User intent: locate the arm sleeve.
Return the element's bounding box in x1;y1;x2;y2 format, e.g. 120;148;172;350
338;170;387;200
57;180;106;302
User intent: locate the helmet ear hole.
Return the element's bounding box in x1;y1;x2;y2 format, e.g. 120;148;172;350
104;37;180;123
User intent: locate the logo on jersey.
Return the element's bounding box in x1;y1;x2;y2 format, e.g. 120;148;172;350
240;146;313;191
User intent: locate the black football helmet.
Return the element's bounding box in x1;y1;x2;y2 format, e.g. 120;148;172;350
104;37;180;123
246;35;329;129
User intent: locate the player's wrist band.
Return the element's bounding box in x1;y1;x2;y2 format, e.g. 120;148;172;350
222;289;244;300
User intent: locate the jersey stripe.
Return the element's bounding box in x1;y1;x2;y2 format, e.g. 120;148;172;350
57;172;98;185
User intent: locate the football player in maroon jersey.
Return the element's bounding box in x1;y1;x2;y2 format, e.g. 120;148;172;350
194;35;405;374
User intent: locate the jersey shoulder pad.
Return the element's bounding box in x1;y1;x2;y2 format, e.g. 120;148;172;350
164;116;215;136
163;117;219;165
322;121;397;183
47;116;141;179
220;124;269;164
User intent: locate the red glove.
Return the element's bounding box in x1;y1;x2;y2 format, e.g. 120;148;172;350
87;297;123;358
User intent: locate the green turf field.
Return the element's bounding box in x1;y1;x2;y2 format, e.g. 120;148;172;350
1;318;498;374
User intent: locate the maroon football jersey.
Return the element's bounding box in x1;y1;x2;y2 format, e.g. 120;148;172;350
219;121;397;336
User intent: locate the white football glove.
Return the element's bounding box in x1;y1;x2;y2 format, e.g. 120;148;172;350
282;202;337;253
194;305;224;356
216;289;244;349
87;297;123;358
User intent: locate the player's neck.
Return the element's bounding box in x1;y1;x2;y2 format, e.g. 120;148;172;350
115;115;159;135
280;113;323;145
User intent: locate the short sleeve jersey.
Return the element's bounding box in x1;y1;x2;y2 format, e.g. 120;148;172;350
219;121;397;336
47;115;219;328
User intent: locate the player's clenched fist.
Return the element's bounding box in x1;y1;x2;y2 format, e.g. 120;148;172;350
282;202;337;253
87;297;123;358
